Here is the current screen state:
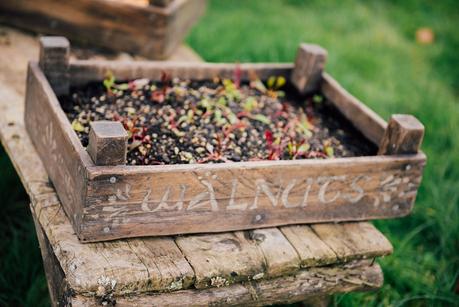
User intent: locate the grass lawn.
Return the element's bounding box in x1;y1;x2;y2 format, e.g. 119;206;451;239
1;0;458;306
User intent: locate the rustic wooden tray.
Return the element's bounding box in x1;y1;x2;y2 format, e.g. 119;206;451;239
24;37;426;242
0;0;206;59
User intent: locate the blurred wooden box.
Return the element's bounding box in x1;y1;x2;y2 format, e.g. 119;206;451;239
0;0;206;59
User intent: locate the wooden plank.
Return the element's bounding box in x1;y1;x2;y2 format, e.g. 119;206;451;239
69;61;294;86
378;114;425;155
280;225;338;267
175;232;266;289
31;206;73;307
249;228;301;277
81;153;425;241
321;73;387;145
24;62;89;235
0;0;206;59
69;260;383;306
311;222;393;261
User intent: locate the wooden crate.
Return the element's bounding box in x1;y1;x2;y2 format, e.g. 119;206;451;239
24;37;426;242
0;0;206;59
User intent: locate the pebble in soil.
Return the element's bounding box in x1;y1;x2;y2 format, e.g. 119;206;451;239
62;73;376;165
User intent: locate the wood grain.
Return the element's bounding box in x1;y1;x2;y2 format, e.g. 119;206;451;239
24;62;89;235
321;73;387;145
291;43;328;94
69;61;294;86
81;153;425;241
70;260;383;306
280;225;338;267
249;228;301;277
176;232;266;289
311;222;393;261
0;0;206;59
87;121;128;166
38;36;70;96
378;114;425;155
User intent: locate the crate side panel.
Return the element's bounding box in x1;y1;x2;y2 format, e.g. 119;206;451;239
321;73;387;145
80;155;425;241
69;61;293;86
24;63;87;234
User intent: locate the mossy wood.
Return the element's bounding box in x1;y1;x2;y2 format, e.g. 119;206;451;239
0;0;206;59
24;38;426;242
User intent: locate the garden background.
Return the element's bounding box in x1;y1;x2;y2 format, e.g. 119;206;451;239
1;0;458;306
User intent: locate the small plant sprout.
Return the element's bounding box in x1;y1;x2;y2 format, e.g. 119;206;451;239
66;69;366;166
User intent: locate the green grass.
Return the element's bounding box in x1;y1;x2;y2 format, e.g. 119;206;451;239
1;0;458;306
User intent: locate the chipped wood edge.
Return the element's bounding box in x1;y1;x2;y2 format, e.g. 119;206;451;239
70;260;383;307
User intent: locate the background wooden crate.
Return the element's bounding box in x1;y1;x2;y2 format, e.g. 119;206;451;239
0;0;206;59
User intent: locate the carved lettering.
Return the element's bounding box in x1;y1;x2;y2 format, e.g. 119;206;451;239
250;179;281;209
131;172;410;214
318;175;346;203
187;180;218;211
227;179;248;210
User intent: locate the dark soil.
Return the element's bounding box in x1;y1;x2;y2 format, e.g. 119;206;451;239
61;74;376;165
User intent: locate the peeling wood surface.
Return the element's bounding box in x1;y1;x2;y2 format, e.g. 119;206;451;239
0;26;391;304
69;260;383;306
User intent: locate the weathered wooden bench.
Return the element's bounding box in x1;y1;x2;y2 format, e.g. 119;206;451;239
0;26;393;306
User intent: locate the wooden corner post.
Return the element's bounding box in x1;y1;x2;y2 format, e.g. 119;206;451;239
291;43;328;94
378;114;424;155
87;121;128;166
38;36;70;96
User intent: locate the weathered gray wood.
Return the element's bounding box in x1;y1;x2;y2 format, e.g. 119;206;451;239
291;43;328;94
175;232;266;289
70;260;383;306
38;36;69;96
0;0;206;59
311;222;393;261
82;153;425;241
24;62;89;235
249;228;301;277
280;225;338;267
69;61;294;86
31;207;73;307
321;73;387;145
87;121;128;166
378;114;424;155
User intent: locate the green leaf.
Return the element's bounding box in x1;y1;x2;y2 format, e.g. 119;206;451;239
252;114;271;124
103;71;115;91
243;97;257;112
71;119;85;132
267;76;276;89
313;94;323;104
325;146;334;158
275;76;286;89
